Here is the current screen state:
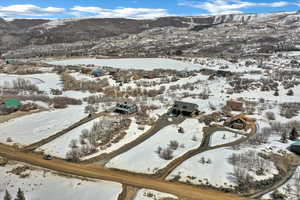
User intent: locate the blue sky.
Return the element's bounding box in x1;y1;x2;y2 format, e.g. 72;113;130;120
0;0;299;19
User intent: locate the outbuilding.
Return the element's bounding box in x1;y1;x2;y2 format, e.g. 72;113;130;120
226;100;244;111
4;98;21;109
91;69;103;77
290;141;300;154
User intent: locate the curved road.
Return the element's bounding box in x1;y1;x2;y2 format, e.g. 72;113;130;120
0;144;249;200
84;114;185;165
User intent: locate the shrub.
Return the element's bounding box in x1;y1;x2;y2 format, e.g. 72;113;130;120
265;111;275;120
159;148;173;160
169;140;179;150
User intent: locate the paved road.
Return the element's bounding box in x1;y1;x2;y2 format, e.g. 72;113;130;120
0;144;249;200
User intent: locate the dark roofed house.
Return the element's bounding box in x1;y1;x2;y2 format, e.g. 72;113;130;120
226;100;244;111
169;101;199;116
115;102;138;114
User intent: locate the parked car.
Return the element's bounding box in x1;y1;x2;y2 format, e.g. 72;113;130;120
43;154;53;160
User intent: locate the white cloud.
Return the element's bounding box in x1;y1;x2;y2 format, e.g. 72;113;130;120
178;0;290;15
294;2;300;7
71;6;170;19
0;4;65;17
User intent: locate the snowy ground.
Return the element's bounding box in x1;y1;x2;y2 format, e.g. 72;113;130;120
0;162;122;200
134;189;178;200
0;106;86;146
83;118;151;161
166;147;238;188
0;75;43;85
38;118;101;158
209;131;245;147
262;166;300;200
106;119;204;174
47;58;202;71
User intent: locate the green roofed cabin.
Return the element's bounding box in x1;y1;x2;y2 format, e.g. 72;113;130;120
5;58;17;64
290;141;300;154
4;98;21;109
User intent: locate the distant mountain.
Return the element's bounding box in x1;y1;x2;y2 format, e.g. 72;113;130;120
1;11;299;58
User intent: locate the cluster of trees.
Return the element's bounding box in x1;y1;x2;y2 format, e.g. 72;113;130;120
3;188;26;200
280;103;300;119
156;140;180;160
230;150;274;192
61;72;109;93
0;78;41;95
66;117;130;162
271;172;300;200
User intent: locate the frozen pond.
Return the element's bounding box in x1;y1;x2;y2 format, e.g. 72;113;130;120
47;58;201;71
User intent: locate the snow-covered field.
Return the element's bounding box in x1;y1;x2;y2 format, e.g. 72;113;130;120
166;147;237;188
84;118;151;161
106;119;204;174
0;106;86;146
47;58;202;71
209;131;245;147
134;189;178;200
38;118;101;157
0;162;122;200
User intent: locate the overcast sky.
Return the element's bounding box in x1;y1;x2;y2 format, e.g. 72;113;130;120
0;0;299;19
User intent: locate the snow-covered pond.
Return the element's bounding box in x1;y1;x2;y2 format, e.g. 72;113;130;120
47;58;202;71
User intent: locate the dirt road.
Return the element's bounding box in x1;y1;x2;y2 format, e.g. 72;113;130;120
158;123;257;179
0;144;250;200
85;114;185;165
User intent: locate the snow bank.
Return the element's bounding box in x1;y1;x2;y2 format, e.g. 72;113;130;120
135;189;178;200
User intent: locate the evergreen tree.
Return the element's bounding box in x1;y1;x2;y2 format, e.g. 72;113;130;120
14;188;25;200
289;127;299;141
280;132;288;143
4;190;12;200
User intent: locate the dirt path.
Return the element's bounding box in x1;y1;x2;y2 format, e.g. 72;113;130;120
0;144;250;200
118;185;139;200
158;123;257;179
248;165;297;199
23;112;107;152
84;115;186;165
